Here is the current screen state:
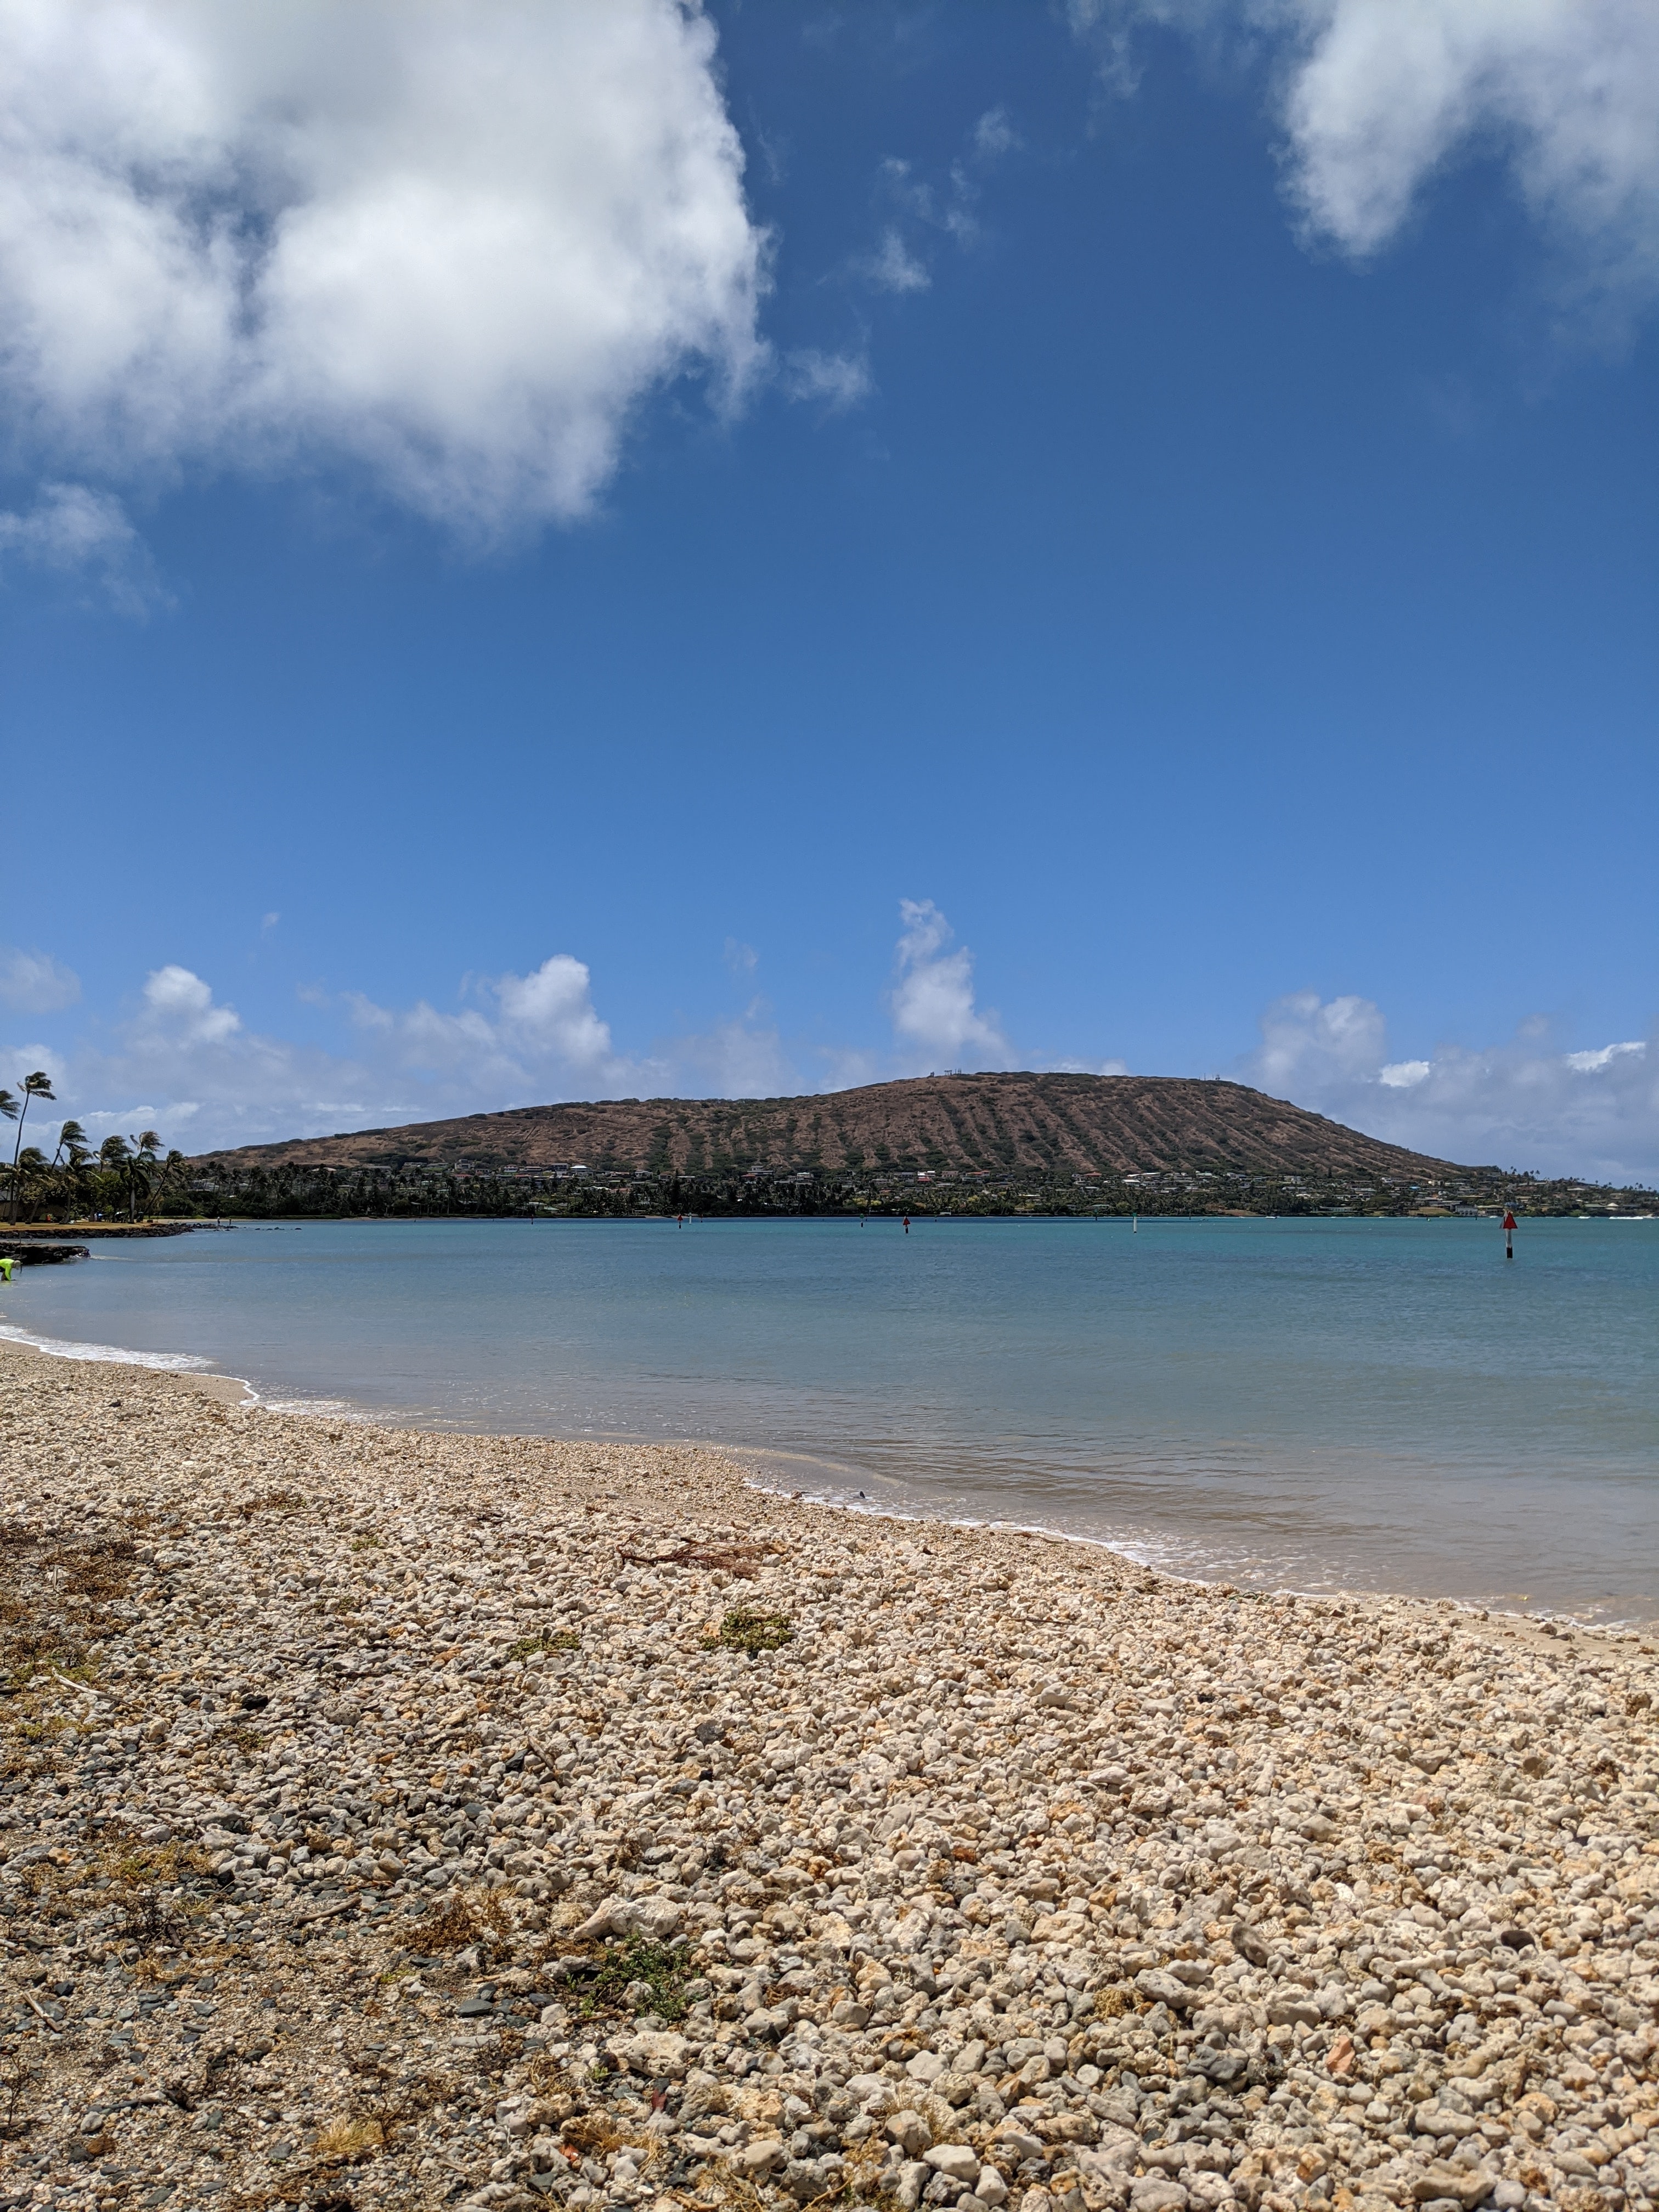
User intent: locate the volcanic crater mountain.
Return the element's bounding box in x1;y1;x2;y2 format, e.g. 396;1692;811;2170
192;1072;1464;1182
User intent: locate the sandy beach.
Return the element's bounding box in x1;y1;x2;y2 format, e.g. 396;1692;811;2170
1;1344;1656;2212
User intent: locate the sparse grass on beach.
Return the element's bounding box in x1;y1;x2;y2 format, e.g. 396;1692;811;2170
701;1604;794;1655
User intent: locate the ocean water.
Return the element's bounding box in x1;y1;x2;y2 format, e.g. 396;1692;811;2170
4;1215;1656;1623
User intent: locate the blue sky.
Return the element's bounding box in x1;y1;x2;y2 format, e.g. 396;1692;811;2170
1;1;1656;1178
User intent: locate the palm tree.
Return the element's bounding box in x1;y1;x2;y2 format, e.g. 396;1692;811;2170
50;1120;89;1222
7;1071;54;1226
98;1135;129;1222
13;1146;47;1222
51;1118;87;1168
126;1130;162;1221
161;1148;187;1215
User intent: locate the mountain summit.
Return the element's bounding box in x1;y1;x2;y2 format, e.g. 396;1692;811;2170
191;1071;1461;1182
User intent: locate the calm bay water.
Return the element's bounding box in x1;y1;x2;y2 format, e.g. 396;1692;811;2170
4;1215;1656;1621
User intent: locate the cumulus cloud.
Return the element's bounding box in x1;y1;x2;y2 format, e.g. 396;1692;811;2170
0;483;164;614
1378;1058;1431;1089
140;963;241;1046
889;899;1008;1070
0;946;79;1013
1240;989;1659;1182
1251;988;1386;1093
1075;0;1659;321
10;952;663;1154
0;0;766;538
346;955;646;1096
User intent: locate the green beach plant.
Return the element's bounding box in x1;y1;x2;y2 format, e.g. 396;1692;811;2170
701;1606;794;1657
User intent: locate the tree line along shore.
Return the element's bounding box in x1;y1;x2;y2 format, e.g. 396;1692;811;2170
30;1159;1655;1224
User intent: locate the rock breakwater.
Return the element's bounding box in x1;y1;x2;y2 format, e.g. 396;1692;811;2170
0;1347;1655;2212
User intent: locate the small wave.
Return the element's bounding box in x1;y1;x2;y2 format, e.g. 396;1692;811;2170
0;1320;216;1373
260;1396;371;1420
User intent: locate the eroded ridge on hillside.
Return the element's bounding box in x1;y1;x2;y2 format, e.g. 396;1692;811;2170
189;1072;1459;1184
1;1350;1656;2212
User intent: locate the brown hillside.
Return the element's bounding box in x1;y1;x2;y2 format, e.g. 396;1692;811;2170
191;1074;1464;1182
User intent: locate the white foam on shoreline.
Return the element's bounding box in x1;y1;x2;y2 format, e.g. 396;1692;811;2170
259;1396;373;1420
0;1319;217;1373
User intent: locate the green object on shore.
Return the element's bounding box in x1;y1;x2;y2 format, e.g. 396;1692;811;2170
577;1934;694;2023
702;1606;793;1656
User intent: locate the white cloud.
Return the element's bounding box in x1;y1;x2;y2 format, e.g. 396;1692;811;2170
347;955;645;1096
0;0;766;539
1566;1040;1645;1073
495;956;619;1071
6;953;659;1154
140;963;242;1046
1076;1;1659;321
0;945;79;1013
1241;989;1659;1181
865;228;931;294
1250;988;1386;1093
672;1011;792;1099
782;347;873;411
0;482;163;614
1378;1058;1431;1088
817;1046;884;1094
889;899;1008;1069
973;108;1020;162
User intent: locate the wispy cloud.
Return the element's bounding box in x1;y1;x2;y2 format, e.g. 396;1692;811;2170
1240;989;1659;1181
973;107;1020;162
865;228;932;295
672;1009;792;1099
854;108;1020;305
0;0;766;543
888;899;1008;1070
0;484;165;616
782;347;873;411
0;946;80;1014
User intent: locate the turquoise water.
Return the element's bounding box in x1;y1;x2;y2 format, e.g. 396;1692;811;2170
4;1215;1656;1621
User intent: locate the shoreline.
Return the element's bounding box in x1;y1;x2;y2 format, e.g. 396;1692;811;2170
1;1341;1656;2212
3;1309;1652;1634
